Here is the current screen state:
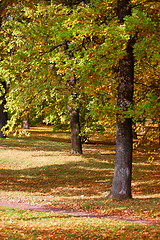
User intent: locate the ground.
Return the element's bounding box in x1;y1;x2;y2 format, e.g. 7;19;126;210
0;126;159;239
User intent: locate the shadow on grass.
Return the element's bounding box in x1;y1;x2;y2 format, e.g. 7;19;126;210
0;133;116;196
0;137;70;152
0;132;159;201
0;159;114;195
0;135;115;153
1;159;159;198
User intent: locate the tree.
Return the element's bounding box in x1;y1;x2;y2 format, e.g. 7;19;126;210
0;0;41;137
108;0;160;199
1;0;159;194
1;1;87;153
108;0;135;199
57;0;159;198
0;1;10;138
67;75;82;154
0;80;7;137
64;40;82;154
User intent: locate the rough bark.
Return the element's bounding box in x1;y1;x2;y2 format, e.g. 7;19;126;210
108;0;135;199
69;107;82;154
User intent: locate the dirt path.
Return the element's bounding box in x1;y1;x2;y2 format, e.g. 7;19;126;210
0;199;159;226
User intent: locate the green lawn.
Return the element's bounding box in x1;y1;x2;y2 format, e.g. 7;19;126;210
0;207;159;240
0;127;159;239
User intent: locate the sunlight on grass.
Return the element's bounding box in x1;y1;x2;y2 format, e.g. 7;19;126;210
29;126;53;132
0;149;84;169
133;194;160;199
132;180;160;187
0;207;159;240
0;127;160;233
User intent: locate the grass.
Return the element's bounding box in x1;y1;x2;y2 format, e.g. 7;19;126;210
0;207;159;240
0;126;160;239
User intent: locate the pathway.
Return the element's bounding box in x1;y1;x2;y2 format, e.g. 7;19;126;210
0;199;159;226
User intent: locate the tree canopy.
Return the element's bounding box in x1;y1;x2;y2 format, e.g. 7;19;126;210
1;0;159;135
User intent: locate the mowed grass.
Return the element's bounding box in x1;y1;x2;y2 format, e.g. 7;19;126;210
0;207;159;240
0;126;160;239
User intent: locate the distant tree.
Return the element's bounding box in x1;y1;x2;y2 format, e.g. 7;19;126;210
0;80;7;138
0;0;40;137
0;0;12;138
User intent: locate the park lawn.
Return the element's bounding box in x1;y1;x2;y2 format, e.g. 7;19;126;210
0;127;160;239
0;207;159;240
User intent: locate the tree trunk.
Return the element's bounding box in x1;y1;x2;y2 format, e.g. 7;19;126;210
108;0;135;199
70;107;82;154
0;13;7;138
109;118;133;199
64;40;82;154
0;104;7;138
0;81;7;138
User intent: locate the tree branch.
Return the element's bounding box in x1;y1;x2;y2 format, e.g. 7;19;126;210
39;43;66;57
